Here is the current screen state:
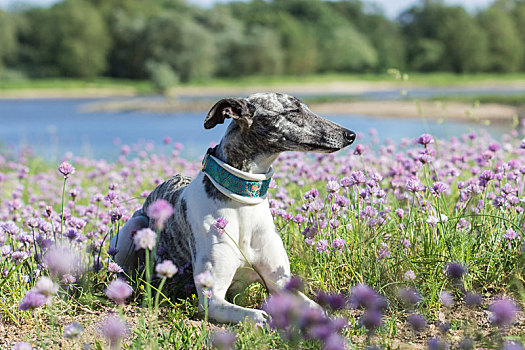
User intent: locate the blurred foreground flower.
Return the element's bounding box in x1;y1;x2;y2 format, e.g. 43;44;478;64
146;199;174;229
99;314;129;350
155;259;178;278
133;228;157;251
63;322;84;339
105;279;133;305
43;244;83;278
488;297;519;328
211;331;236;350
12;342;33;350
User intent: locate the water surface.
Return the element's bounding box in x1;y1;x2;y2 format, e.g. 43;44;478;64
0;98;506;160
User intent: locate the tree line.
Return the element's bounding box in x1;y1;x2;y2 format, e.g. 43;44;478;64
0;0;524;85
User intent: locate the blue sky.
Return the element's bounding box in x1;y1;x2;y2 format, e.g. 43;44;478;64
0;0;494;18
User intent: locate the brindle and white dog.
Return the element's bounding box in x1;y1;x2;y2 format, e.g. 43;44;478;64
110;93;356;324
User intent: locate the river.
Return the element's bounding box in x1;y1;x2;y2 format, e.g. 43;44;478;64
0;98;508;160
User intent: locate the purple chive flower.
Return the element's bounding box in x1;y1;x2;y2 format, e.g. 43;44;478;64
43;245;82;278
13;342;33;350
417;134;434;146
464;292;482;307
405;178;424;193
479;170;494;186
214;217;228;235
431;182;447;196
316;292;347;311
284;276;305;292
195;271;214;289
325;180;340;193
63;322;84;339
399;288;422;308
359;310;382;332
446;262;466;280
349;284;383;310
404;270;416;281
439;292;454;307
331;238;345;251
407;313;426;332
146;199;174;229
488;143;500;152
322;334;346;350
211;331;236;350
155;259;178;278
58;161;75;178
133;228;157;250
34;276;58;297
504;229;517;248
301;226;318;239
353;144;365;155
98;314;128;349
263;293;301;330
316;239;329;253
488;297;519;328
503;341;524;350
351;171;367;185
107;247;119;257
105;279;133;305
18;290;49;311
110;207;122;223
107;262;124;274
377;242;390;260
428;337;446;350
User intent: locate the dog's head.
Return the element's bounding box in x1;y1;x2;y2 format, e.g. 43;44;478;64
204;93;355;154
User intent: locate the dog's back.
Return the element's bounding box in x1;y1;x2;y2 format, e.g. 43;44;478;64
111;174;193;271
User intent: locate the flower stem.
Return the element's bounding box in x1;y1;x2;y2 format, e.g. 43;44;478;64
60;177;67;240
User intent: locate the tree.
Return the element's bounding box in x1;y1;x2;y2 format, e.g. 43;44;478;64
478;6;524;72
143;12;218;82
17;0;110;78
437;6;488;72
0;10;18;74
513;2;525;69
231;26;285;76
320;25;378;72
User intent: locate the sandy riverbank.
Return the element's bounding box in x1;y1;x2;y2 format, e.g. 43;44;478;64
2;80;524;123
80;97;521;124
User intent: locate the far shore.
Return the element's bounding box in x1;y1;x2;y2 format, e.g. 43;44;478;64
1;79;524;124
79;98;521;124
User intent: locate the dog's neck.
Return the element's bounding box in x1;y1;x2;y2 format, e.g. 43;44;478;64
214;138;278;174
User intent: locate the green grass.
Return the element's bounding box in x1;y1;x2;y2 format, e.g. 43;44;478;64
1;72;525;95
0;77;153;94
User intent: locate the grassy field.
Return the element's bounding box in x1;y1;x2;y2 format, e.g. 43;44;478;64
0;125;524;349
1;72;525;94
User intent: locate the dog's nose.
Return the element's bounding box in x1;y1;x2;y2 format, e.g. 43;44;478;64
344;130;356;144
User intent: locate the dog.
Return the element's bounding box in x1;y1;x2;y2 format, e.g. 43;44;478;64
110;93;355;323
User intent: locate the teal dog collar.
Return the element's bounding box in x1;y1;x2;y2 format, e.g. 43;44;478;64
202;151;273;204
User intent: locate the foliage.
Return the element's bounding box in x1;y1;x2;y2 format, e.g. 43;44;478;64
0;10;18;73
17;0;110;78
479;5;524;72
3;0;525;82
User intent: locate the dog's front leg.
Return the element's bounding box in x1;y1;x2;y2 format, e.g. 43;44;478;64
254;229;321;310
193;248;267;324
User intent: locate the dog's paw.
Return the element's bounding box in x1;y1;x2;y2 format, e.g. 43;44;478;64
250;309;269;325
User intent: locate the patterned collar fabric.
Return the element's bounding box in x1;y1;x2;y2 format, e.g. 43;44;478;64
202;152;273;204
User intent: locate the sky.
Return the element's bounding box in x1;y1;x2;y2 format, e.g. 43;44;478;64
0;0;495;18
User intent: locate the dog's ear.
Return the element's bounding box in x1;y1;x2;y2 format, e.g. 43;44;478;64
204;98;254;130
